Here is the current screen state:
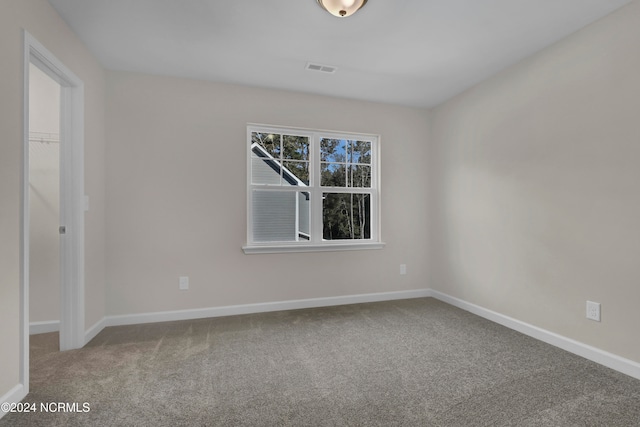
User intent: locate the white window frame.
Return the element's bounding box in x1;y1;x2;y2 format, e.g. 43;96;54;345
243;124;385;254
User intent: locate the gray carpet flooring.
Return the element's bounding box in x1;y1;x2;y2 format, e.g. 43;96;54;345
2;298;639;426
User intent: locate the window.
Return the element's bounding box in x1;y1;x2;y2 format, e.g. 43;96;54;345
244;124;383;254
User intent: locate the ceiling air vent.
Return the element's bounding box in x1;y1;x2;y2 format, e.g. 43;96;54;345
305;62;337;74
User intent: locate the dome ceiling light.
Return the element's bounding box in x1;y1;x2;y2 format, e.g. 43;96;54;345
317;0;368;18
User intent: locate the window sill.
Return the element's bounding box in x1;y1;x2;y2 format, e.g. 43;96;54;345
242;242;386;255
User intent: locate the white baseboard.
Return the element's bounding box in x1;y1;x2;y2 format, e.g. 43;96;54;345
0;383;26;421
74;287;639;382
429;289;640;381
105;289;432;328
79;289;429;348
84;317;107;345
29;320;59;335
30;318;104;344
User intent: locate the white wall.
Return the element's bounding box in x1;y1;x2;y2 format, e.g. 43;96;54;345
429;1;640;363
105;71;430;316
29;63;61;324
3;1;639;409
0;0;106;402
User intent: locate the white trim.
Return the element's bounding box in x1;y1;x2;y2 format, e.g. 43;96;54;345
29;320;60;335
429;289;640;381
104;289;431;327
22;32;86;408
246;124;381;251
20;29;31;407
56;54;85;352
0;384;26;420
19;288;639;385
84;317;107;345
246;123;377;140
243;241;385;254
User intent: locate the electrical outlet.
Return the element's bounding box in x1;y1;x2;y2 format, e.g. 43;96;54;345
400;264;407;275
586;301;600;322
179;276;189;291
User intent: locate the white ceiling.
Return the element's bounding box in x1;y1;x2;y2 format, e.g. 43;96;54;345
49;0;631;108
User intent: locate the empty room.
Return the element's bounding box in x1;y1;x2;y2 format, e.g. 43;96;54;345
1;0;639;425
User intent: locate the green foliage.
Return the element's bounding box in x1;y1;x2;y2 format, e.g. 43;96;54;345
320;139;372;239
253;132;310;185
252;132;281;157
323;193;371;240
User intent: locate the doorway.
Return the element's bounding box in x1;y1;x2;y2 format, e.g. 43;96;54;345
28;62;62;340
21;31;86;395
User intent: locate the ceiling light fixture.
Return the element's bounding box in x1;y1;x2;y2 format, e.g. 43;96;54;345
317;0;368;18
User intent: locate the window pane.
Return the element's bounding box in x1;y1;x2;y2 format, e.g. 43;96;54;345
351;140;371;164
298;191;311;240
321;163;347;187
251;156;282;185
253;190;310;242
283;135;309;161
350;165;371;188
252;132;281;158
248;126;378;250
321;138;347;162
322;193;371;240
283;161;309;186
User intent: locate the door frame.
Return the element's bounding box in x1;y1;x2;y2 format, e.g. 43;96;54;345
21;30;85;390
